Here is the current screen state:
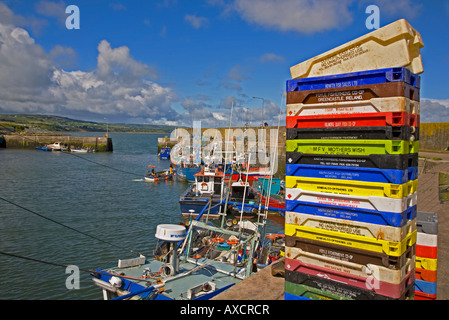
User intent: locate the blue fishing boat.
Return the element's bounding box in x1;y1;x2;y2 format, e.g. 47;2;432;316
179;164;264;220
36;146;52;151
176;162;202;182
159;147;171;160
253;177;285;213
179;166;225;218
91;200;284;300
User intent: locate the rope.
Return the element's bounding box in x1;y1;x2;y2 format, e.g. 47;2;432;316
0;196;143;257
0;250;94;274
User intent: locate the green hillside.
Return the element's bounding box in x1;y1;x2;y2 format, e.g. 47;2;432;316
0;114;176;134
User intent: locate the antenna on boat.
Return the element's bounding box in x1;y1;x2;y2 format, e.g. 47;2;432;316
220;101;235;228
256;91;285;239
238;152;251;231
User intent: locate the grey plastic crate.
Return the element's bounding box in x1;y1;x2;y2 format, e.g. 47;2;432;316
417;211;438;234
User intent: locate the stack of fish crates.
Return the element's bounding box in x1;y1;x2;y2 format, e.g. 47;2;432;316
284;19;424;300
415;211;438;300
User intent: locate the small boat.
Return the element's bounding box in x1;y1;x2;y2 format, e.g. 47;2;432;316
46;142;67;151
70;148;88;153
36;146;52;151
144;165;175;182
70;146;96;153
36;142;68;151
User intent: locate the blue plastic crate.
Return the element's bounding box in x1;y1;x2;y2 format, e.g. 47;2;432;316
286;67;420;92
284;292;312;300
285;200;417;227
286;164;418;185
415;279;437;295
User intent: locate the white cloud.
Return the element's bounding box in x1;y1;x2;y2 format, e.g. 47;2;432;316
50;45;78;68
184;14;209;29
96;40;159;82
420;99;449;123
35;0;67;25
231;0;354;34
0;24;54;101
260;53;285;63
0;2;47;35
212;0;422;34
0;22;179;124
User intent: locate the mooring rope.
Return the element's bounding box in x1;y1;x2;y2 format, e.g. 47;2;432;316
0;196;143;257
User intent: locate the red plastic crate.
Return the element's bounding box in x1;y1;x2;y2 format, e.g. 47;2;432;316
415;267;437;282
415;290;437;300
286;112;419;129
416;244;438;259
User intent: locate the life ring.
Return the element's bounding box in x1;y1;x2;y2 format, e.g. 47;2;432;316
211;236;224;243
227;239;239;245
201;182;208;191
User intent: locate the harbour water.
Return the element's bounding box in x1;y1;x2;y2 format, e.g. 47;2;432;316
0;132;283;300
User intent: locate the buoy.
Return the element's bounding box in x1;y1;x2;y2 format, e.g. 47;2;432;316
227;239;239;245
211;236;224;243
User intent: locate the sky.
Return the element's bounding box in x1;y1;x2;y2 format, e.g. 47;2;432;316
0;0;448;127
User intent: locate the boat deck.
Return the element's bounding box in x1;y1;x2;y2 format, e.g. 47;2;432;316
96;255;247;300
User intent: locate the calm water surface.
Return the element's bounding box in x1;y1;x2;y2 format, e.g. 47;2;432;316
0;133;283;300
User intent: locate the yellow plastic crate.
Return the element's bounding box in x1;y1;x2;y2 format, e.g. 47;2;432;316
285;223;416;257
290;19;424;79
285;176;418;198
416;256;437;271
286;139;419;156
285;211;416;242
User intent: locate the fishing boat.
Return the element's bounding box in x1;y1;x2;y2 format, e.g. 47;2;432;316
179;163;267;220
179;166;226;218
224;179;260;219
159;147;171;160
175;161;202;182
91;199;283;300
253;177;285;213
144;165;175;182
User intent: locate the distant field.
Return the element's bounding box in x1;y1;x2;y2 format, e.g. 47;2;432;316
0;114;176;134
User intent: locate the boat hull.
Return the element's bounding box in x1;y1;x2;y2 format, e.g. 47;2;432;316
179;199;222;218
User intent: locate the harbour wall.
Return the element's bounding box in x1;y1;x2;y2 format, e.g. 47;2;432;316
419;123;449;152
1;135;113;152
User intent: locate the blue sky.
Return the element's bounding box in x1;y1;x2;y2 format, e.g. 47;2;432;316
0;0;448;127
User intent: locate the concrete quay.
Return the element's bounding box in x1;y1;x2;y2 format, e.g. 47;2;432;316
2;134;113;152
213;151;449;300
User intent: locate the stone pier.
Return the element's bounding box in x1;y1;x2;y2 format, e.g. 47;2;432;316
2;135;113;152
